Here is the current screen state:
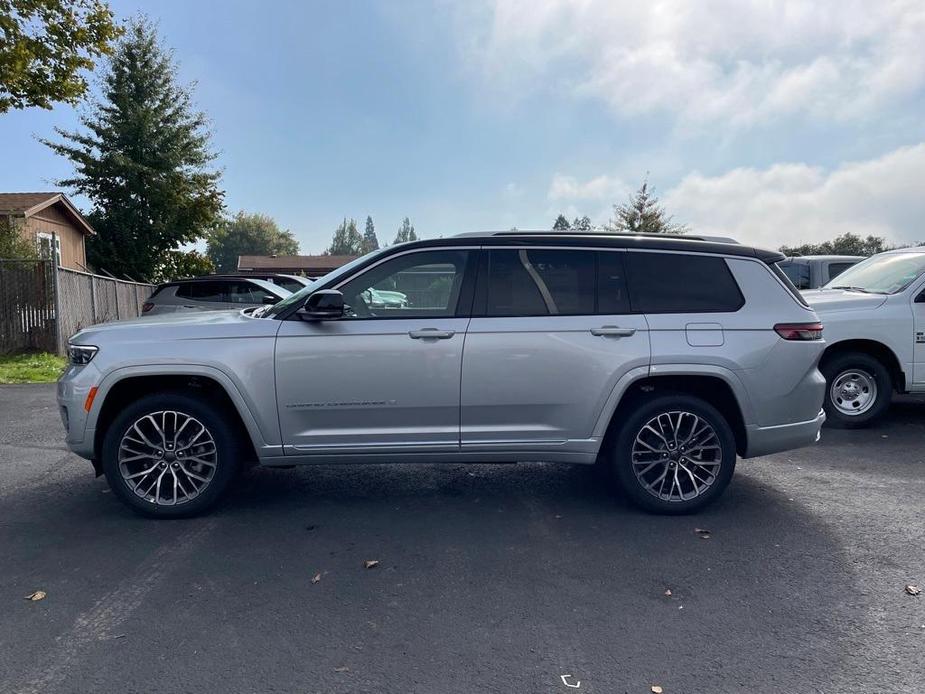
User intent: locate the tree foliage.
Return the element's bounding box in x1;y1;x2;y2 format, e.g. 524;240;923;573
206;211;298;272
552;214;570;230
363;215;379;253
780;232;895;257
394;216;417;244
327;218;364;255
608;179;686;234
42;18;224;280
151;249;214;282
0;0;121;112
572;215;592;231
0;217;38;259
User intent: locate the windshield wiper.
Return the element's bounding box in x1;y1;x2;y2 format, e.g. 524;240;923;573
829;285;874;294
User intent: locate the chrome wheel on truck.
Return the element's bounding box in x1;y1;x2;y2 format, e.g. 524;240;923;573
829;370;877;417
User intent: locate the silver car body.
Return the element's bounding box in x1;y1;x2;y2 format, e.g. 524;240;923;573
59;234;826;470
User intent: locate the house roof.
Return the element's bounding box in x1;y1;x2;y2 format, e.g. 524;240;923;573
0;192;96;235
237;254;358;271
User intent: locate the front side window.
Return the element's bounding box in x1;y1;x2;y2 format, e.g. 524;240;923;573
485;249;595;316
337;250;470;319
626;252;744;313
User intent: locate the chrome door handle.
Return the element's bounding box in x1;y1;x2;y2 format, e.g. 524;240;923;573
408;328;456;340
590;325;636;337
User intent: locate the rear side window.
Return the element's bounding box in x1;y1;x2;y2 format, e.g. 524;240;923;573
175;281;226;302
485;249;595;316
626;252;744;313
827;262;855;282
779;260;811;289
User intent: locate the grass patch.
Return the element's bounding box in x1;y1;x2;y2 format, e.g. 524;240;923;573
0;352;67;384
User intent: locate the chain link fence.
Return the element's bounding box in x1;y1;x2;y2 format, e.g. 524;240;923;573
0;258;155;355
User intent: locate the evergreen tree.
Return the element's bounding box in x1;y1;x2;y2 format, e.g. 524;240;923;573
780;233;895;257
207;211;299;273
43;18;223;279
393;217;418;244
552;214;571;230
327;218;364;255
363;215;379;253
572;215;592;231
608;179;686;235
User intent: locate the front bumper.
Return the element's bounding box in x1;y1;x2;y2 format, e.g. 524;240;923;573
57;362;100;460
744;409;825;458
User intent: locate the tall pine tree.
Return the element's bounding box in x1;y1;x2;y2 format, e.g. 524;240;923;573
363;215;379;253
327;218;364;255
608;179;686;235
552;214;571;230
393;217;417;244
42;18;223;280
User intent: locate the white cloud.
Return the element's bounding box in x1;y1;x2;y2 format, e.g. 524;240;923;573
664;143;925;248
458;0;925;127
548;173;628;201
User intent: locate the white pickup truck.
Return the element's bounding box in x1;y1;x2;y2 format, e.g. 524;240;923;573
801;249;925;427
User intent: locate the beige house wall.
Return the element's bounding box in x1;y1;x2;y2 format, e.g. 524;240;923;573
17;205;88;270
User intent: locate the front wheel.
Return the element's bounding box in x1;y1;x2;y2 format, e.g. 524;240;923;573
611;394;737;514
101;392;240;518
821;352;892;429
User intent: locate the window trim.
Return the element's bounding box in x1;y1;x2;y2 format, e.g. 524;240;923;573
330;247;479;321
36;232;61;266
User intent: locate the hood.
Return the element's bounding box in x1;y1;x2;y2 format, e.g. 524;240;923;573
802;289;888;313
69;309;272;345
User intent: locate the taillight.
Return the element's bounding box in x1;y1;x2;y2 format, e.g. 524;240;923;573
141;302;154;313
774;322;823;340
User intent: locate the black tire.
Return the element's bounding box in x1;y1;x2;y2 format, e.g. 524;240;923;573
101;392;240;518
611;394;737;515
820;352;892;429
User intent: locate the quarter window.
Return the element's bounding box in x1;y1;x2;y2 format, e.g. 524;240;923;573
485;249;595;316
626;252;744;313
337;250;470;319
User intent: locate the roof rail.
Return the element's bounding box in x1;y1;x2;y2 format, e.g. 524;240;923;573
482;230;740;244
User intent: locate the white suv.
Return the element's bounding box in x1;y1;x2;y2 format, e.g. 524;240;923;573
803;249;925;427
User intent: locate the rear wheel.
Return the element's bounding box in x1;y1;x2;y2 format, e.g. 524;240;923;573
611;394;736;514
101;392;240;518
821;352;891;429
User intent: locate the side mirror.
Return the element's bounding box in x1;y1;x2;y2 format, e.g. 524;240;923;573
262;295;279;305
298;289;345;320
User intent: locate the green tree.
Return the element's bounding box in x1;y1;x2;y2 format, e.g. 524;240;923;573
552;214;571;230
363;215;379;253
572;215;592;231
0;0;121;113
42;18;223;280
780;232;894;257
608;179;686;234
206;211;299;273
327;217;364;255
0;217;38;259
393;216;417;244
151;249;214;282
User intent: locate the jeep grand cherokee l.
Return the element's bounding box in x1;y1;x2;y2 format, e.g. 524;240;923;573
58;232;826;518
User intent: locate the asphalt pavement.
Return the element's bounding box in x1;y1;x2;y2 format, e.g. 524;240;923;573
1;384;923;694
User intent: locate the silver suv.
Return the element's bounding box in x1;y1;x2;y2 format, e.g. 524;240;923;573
58;232;826;518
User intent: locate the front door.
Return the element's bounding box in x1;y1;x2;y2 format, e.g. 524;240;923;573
275;248;475;454
461;248;650;450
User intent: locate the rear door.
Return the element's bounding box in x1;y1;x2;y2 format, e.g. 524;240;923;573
460;247;649;450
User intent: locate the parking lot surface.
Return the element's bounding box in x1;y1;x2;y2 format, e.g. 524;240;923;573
1;384;923;694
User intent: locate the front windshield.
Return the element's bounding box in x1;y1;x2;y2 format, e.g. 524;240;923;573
262;247;393;317
822;252;925;295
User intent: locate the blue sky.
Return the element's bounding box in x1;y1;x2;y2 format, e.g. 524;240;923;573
2;0;925;252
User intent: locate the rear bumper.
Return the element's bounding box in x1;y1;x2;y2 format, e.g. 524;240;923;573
744;409;825;458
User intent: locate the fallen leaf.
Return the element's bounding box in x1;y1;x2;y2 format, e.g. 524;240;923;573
25;590;46;601
905;584;921;596
694;528;711;539
651;686;664;693
311;573;322;584
363;560;380;569
334;666;349;673
664;589;672;597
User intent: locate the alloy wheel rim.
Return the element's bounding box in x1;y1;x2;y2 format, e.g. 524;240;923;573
118;410;217;506
830;370;876;416
631;410;722;502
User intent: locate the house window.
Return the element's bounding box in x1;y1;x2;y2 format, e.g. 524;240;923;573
37;233;61;266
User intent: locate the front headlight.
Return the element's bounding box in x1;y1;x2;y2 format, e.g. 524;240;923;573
67;344;99;365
